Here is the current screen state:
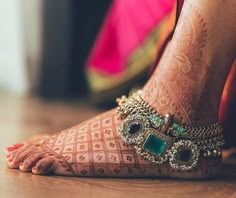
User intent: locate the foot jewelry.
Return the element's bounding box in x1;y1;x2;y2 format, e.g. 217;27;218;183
116;90;224;171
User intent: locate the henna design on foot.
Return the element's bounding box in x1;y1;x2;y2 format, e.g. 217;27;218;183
5;2;229;179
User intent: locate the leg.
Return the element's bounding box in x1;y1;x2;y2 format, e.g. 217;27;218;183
6;0;236;178
144;0;236;125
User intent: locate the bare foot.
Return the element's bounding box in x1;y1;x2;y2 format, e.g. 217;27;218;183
5;0;236;178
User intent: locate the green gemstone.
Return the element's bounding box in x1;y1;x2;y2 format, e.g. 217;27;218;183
149;114;156;120
173;123;185;136
173;123;179;129
144;134;167;156
149;114;163;127
179;128;185;136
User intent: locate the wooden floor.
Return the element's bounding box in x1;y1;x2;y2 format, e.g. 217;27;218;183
0;92;236;198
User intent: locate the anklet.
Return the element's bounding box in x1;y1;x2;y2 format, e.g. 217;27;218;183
116;90;224;171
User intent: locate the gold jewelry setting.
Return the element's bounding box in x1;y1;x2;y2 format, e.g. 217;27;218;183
116;90;224;171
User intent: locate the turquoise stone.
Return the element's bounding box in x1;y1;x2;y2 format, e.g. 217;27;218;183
149;114;163;127
173;123;185;136
144;134;167;156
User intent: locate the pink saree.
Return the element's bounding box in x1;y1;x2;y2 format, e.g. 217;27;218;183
86;0;175;100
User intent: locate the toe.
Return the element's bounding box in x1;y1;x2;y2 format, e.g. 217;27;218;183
5;143;25;159
13;143;24;149
6;147;17;152
6;143;24;152
8;146;36;169
6;154;11;158
19;153;43;172
6;150;18;168
5;148;18;162
32;157;54;175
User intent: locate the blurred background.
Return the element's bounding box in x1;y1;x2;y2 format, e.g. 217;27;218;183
0;0;111;99
0;0;175;106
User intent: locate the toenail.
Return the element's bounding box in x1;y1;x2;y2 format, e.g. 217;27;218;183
6;154;11;158
13;143;24;148
32;166;37;171
19;163;24;167
6;147;15;151
8;158;13;162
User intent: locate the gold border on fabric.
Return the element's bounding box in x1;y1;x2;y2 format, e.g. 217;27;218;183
86;16;169;93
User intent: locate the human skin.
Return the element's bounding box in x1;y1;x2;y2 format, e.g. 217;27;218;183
5;0;236;178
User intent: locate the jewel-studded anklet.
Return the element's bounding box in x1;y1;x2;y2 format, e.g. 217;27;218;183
116;90;224;171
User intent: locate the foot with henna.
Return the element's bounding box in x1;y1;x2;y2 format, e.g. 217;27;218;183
5;0;236;179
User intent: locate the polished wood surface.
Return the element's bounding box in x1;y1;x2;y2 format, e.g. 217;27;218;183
0;92;236;198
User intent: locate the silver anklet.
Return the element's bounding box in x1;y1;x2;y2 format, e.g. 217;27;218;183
116;90;224;171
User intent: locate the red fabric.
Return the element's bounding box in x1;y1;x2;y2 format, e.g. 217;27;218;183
87;0;175;75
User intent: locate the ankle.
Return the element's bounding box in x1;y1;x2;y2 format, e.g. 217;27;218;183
143;0;236;126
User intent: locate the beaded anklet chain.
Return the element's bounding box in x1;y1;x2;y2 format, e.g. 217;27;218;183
116;90;224;171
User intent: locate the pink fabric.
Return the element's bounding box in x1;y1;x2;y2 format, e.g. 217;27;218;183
86;0;175;75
